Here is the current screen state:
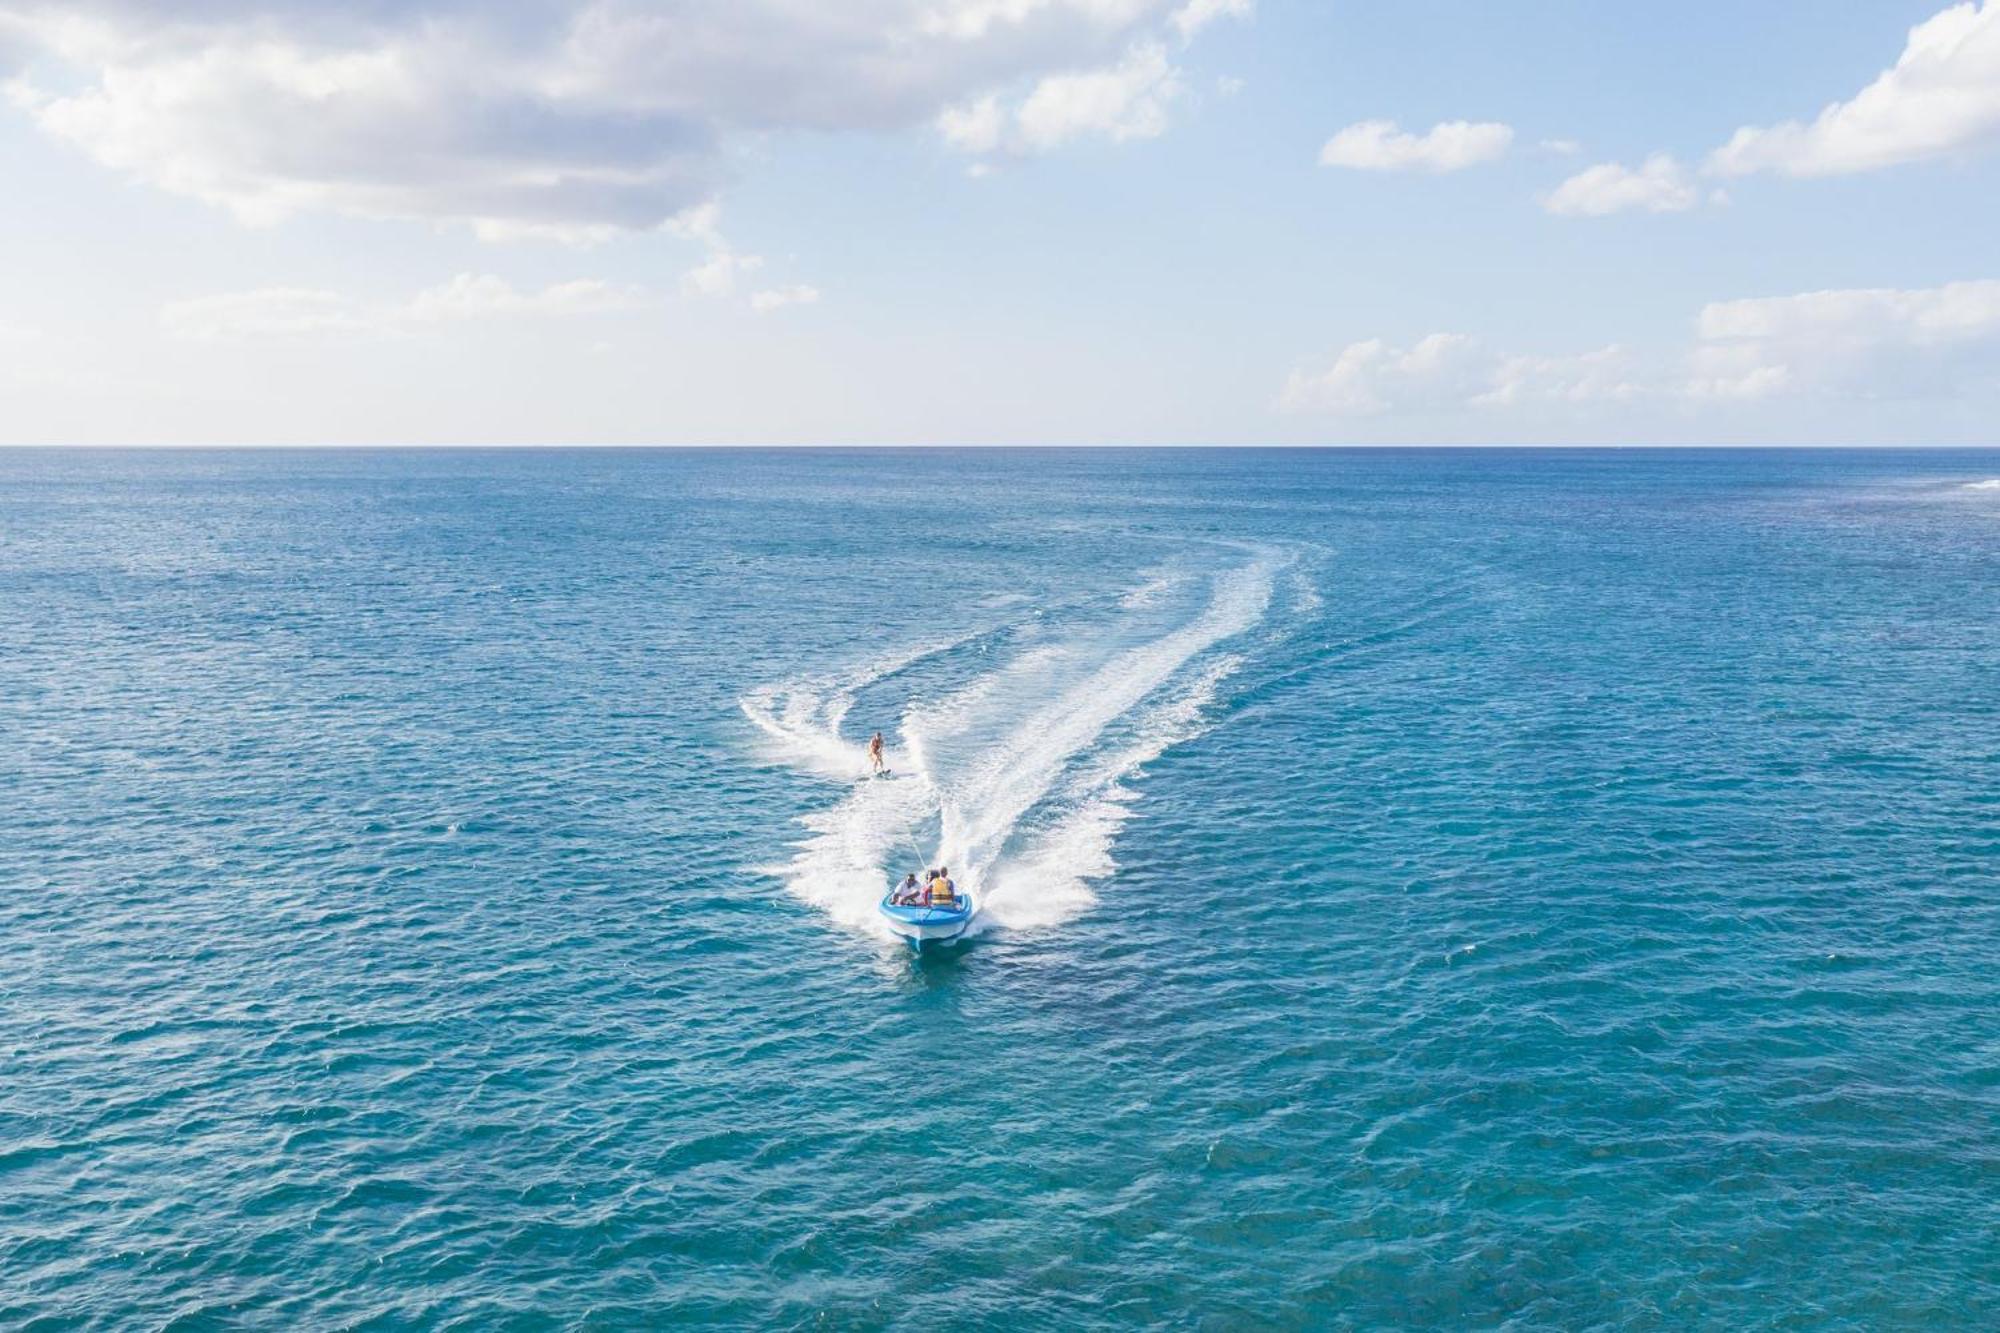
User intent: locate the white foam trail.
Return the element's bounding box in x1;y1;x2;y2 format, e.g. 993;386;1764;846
933;553;1276;894
1119;570;1182;610
981;653;1244;932
739;632;979;780
754;545;1286;942
1291;566;1324;614
764;771;935;933
1964;479;2000;491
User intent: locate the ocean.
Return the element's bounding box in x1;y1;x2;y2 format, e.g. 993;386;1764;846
3;447;1997;1328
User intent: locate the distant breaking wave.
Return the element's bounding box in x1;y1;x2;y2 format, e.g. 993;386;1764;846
1964;479;2000;491
749;544;1288;942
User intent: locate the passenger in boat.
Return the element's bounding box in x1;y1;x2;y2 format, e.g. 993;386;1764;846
927;867;957;909
894;873;921;904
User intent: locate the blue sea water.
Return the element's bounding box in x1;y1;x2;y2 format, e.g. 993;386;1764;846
3;447;1998;1329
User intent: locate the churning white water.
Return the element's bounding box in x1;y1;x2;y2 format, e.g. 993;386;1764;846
748;545;1286;940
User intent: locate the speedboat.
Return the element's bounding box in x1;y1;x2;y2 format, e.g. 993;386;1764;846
878;884;977;952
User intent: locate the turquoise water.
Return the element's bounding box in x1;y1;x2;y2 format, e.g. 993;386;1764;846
4;448;1998;1329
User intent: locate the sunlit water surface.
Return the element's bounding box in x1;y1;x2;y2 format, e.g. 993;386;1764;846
3;448;1997;1328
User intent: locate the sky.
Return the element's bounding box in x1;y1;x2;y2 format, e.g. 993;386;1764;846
1;0;1998;445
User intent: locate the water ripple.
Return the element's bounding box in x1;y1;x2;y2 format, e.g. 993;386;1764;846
2;447;1997;1328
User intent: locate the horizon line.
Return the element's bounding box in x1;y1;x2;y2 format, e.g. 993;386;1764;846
4;442;1999;452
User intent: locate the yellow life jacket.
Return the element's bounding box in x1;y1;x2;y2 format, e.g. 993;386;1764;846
927;877;955;907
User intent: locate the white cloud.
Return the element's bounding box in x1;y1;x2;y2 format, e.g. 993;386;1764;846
681;251;765;299
662;200;727;250
1689;279;2000;398
1542;154;1699;216
1710;0;2000;177
161;275;640;342
1684;348;1794;401
1278;333;1485;415
1475;345;1644;407
1279;334;1646;416
0;318;42;343
1696;280;2000;344
1280;279;2000;417
941;40;1186;159
1317;119;1514;172
667;205;810;309
0;1;1224;237
1170;0;1252;43
1015;42;1183;150
914;1;1163;43
750;285;821;314
938;95;1009;154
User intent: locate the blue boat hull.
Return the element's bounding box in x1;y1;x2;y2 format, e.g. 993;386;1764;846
878;892;976;951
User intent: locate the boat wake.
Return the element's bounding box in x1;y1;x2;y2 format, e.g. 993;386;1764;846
740;632;983;782
748;544;1291;942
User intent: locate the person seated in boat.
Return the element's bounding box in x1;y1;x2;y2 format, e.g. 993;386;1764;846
926;867;957;909
893;873;921;905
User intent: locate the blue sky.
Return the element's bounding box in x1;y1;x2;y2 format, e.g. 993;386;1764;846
2;0;1997;444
